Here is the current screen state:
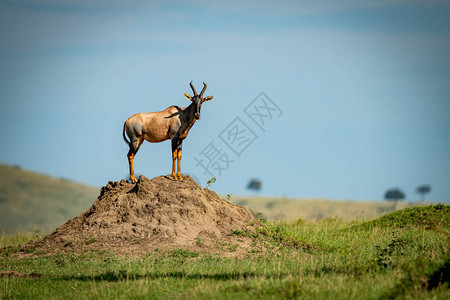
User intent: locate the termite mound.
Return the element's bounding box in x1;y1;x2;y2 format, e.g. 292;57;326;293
23;175;256;257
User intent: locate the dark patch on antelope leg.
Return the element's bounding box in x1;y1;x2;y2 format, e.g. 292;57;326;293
127;137;143;183
127;150;137;183
171;136;179;180
177;140;183;181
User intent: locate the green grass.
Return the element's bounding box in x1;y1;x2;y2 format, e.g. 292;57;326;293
360;204;450;228
1;206;449;299
0;164;99;233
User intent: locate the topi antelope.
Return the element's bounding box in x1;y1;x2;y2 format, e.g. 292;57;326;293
122;81;214;183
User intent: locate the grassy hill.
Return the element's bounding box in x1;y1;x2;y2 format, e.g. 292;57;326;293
0;164;99;233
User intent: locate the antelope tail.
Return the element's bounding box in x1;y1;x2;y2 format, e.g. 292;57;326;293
122;123;131;147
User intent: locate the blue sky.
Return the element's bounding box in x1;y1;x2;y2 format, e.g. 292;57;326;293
1;0;449;202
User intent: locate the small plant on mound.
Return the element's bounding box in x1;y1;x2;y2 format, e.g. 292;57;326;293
206;177;216;189
195;237;204;247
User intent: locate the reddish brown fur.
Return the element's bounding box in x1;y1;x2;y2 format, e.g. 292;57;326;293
123;82;213;183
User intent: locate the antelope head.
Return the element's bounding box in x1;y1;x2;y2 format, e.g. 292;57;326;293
184;81;214;120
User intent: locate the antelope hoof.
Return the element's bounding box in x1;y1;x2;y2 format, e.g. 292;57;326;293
130;176;137;183
172;173;178;181
177;174;184;181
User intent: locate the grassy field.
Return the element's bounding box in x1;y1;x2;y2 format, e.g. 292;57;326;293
1;205;448;299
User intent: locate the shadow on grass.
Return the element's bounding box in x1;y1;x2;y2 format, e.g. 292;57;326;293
53;263;376;282
54;270;287;282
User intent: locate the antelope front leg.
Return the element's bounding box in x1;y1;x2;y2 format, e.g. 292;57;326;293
177;149;183;181
172;149;178;180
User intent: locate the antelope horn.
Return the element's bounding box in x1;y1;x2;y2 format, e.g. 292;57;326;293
200;82;207;97
189;80;198;96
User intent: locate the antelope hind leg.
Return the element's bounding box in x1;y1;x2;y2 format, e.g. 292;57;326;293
127;137;143;184
127;150;137;183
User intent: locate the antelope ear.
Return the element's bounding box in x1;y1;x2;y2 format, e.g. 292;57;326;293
184;93;193;100
202;95;214;102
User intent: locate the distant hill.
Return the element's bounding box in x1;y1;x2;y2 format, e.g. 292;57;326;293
0;164;99;233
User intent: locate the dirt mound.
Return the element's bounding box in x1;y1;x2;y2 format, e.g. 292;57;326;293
26;175;256;256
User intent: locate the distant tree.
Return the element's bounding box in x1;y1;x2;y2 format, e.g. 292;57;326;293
247;178;262;192
384;188;406;210
416;184;431;203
